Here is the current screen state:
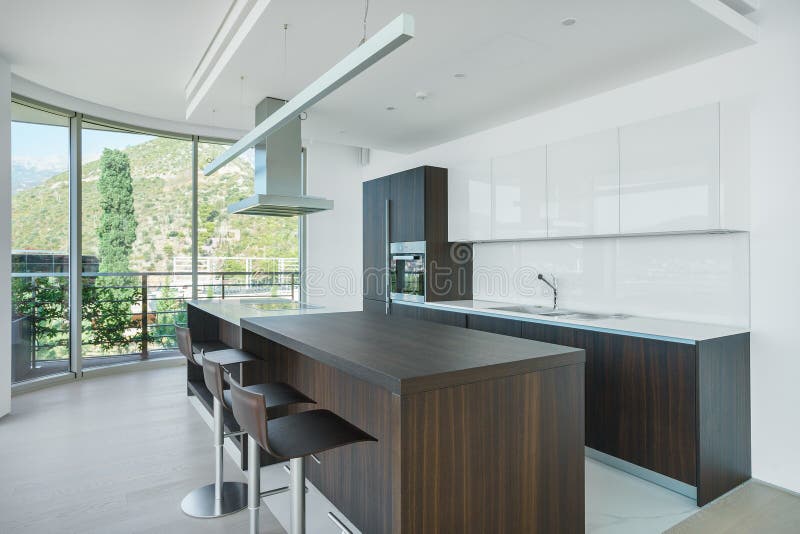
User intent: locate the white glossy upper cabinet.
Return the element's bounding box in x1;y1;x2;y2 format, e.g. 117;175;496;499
719;99;750;231
619;104;720;233
490;146;547;239
547;129;620;237
448;158;491;241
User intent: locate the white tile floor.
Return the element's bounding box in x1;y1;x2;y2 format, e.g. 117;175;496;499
586;458;698;533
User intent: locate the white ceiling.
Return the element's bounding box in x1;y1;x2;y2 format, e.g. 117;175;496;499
0;0;233;126
1;0;756;153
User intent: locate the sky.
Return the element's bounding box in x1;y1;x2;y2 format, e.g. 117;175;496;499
11;121;153;173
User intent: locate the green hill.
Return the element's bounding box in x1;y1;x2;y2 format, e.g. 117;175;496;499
12;138;299;272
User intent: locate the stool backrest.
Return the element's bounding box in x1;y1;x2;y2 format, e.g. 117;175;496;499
230;380;272;455
202;355;229;409
174;325;199;366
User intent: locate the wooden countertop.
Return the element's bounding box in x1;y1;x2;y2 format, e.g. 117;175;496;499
241;311;584;395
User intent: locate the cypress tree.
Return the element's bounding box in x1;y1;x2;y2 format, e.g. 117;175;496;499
84;148;140;349
97;148;137;273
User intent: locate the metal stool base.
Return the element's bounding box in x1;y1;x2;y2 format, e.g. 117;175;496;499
180;481;248;518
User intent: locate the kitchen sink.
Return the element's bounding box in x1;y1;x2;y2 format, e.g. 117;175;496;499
565;312;606;320
489;304;551;314
538;310;575;317
565;312;631;320
488;305;576;317
487;304;631;321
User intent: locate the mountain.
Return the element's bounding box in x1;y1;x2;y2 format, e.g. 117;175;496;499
11;138;299;273
11;160;68;193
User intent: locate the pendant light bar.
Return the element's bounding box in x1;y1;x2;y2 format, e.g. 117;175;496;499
204;13;415;175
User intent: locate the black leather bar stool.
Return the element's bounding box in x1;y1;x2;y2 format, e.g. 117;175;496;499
179;349;312;519
230;379;376;534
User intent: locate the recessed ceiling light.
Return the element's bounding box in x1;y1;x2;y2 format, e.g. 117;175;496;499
453;73;466;79
386;106;396;111
561;17;577;26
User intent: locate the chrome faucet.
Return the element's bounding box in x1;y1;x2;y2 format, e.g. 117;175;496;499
537;273;558;310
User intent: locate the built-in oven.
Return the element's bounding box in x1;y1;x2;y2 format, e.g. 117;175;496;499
389;241;426;303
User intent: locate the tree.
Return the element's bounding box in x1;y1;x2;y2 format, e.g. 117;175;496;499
97;149;137;273
151;279;186;349
11;276;70;361
86;149;141;353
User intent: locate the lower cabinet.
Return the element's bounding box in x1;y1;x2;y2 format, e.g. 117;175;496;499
364;300;468;328
520;323;698;486
519;322;750;506
363;298;386;315
381;304;752;506
466;314;522;337
389;301;467;327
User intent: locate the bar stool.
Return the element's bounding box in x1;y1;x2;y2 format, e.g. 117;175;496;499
230;379;377;534
180;351;313;519
174;324;228;365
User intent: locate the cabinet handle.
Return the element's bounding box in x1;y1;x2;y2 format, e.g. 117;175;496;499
385;198;391;315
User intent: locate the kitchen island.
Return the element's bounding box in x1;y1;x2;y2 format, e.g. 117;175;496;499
190;300;586;533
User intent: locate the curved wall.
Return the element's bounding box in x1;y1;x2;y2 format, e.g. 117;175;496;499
11;74;246;140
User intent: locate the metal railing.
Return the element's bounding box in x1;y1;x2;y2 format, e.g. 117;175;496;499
10;270;299;382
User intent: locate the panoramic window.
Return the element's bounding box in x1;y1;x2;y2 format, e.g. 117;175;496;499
81;123;192;361
8;98;304;380
10;102;71;383
197;141;300;301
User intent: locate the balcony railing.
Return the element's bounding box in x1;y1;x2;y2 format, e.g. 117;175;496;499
11;270;300;383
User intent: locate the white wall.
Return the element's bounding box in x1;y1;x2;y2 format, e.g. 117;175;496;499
358;0;800;493
304;140;364;311
473;233;750;326
747;0;800;495
1;55;11;418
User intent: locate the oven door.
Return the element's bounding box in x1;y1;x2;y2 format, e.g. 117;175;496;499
390;253;425;302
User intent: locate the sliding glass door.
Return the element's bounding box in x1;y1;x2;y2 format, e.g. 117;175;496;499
10;102;71;382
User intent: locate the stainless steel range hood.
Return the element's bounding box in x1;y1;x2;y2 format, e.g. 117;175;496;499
227;96;333;217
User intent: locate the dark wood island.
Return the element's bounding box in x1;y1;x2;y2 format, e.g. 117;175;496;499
236;311;585;534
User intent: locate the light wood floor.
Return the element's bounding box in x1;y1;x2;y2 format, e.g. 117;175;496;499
666;480;800;533
0;365;283;534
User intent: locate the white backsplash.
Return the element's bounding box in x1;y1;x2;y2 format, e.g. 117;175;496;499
472;232;750;327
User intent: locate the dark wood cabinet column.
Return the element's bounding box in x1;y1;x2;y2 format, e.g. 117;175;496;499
363;165;473;310
363;176;389;303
